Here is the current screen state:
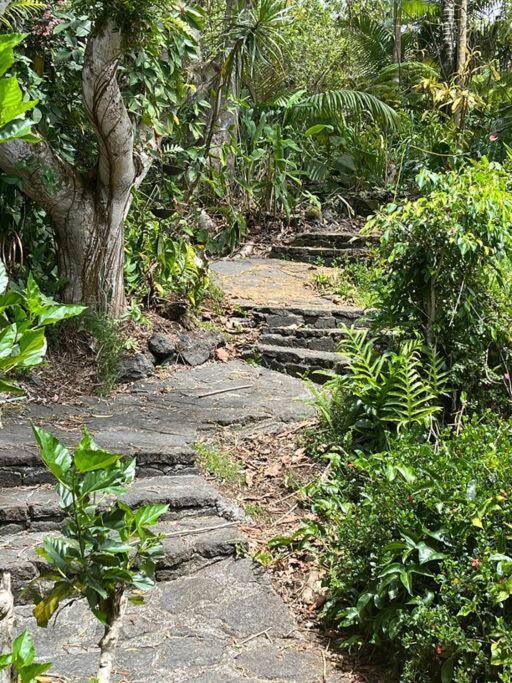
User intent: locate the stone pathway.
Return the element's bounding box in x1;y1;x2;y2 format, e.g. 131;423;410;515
0;361;353;681
212;258;366;381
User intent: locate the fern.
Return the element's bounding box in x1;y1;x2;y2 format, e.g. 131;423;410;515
313;328;448;443
383;340;441;430
424;344;450;399
0;0;44;29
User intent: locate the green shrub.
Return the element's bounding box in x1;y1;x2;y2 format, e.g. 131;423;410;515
366;158;512;406
0;264;85;398
311;327;449;449
278;417;512;681
125;200;210;308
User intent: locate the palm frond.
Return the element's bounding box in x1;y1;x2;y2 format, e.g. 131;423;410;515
292;89;399;129
0;0;44;29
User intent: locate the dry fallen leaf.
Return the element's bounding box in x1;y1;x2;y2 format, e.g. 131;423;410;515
216;347;231;362
264;462;282;477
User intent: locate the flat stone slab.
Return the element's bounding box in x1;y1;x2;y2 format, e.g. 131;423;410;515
211;258;363;311
0;474;243;533
1;515;245;597
0;361;313;486
16;558;351;682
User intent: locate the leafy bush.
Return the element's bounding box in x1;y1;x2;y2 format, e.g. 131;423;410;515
125;203;210;308
279;417;512;681
0;33;38;143
311;328;448;449
0;264;84;397
365;159;512;404
0;629;51;683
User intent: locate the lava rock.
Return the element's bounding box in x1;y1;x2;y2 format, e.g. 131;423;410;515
177;331;225;367
148;333;177;363
117;353;154;382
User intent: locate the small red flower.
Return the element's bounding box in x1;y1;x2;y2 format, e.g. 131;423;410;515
471;558;481;568
435;644;444;656
490;133;498;142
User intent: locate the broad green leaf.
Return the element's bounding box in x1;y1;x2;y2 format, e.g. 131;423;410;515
304;123;333;136
417;542;446;564
74;447;122;473
18;661;53;683
132;573;155;591
0;323;17;358
37;304;86;326
33;581;74;627
0;653;13;669
0;378;24;395
97;540;132;554
12;629;35;666
0;77;37;128
15;328;47;367
135;504;169;528
32;426;72;484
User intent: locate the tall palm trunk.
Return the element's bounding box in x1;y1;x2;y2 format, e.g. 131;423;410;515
456;0;468;85
441;0;456;78
392;0;402;84
454;0;468;127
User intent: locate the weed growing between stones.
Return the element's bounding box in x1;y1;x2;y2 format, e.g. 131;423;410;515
194;442;244;483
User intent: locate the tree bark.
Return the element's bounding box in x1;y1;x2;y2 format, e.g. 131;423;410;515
456;0;468;85
0;573;14;683
392;1;402;84
96;590;128;683
0;19;155;316
441;0;456;78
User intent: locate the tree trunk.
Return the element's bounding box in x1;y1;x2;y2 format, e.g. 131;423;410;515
204;0;240;167
441;0;456;78
0;19;155;316
392;1;402;84
96;590;128;683
0;573;14;683
456;0;468;84
55;199;128;316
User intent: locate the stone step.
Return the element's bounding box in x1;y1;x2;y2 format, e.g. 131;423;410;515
260;331;343;353
291;231;378;249
1;514;245;598
251;344;348;382
0;425;198;489
236;304;365;330
269;245;369;265
15;558;335;682
0;474;243;536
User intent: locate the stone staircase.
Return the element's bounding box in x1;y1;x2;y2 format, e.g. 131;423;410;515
269;230;377;265
0;363;351;681
239;303;366;382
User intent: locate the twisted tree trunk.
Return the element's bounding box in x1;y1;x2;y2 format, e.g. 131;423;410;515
0;20;156;315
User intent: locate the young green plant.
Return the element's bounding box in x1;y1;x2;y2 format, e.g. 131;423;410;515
30;427;168;683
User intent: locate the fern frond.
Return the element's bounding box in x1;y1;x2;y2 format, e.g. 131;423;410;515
424;345;450;398
383;341;441;429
